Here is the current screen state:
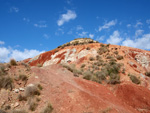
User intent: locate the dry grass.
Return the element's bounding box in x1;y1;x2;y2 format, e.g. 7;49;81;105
0;76;14;90
25;84;40;97
41;103;53;113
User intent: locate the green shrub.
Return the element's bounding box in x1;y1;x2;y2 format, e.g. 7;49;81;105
41;103;53;113
100;44;105;47
37;84;43;90
116;55;123;60
91;75;102;83
145;72;150;77
129;74;140;84
0;76;14;90
0;65;6;76
10;59;17;66
94;71;106;80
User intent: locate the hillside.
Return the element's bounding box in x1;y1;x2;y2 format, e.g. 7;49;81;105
0;38;150;113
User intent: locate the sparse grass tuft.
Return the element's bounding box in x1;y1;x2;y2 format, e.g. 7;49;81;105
41;103;53;113
18;94;27;101
10;59;17;66
29;101;38;111
11;109;27;113
0;76;14;90
19;74;28;81
25;84;40;97
80;64;85;68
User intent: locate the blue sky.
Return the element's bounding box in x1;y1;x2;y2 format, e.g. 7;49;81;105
0;0;150;62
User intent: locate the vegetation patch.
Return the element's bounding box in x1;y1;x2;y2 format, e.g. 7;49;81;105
129;74;140;84
41;103;53;113
10;59;17;66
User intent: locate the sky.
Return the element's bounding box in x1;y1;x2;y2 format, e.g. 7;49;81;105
0;0;150;62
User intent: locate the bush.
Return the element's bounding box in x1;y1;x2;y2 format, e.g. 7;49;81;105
114;51;118;55
100;44;105;47
86;47;90;50
29;101;38;111
11;109;27;113
106;56;113;59
97;47;108;55
10;59;17;66
129;74;140;84
80;64;85;68
0;76;14;90
89;57;95;61
83;71;92;80
94;71;106;80
18;94;27;101
25;84;40;97
91;75;102;84
145;72;150;77
41;103;53;113
19;74;28;81
108;73;120;84
0;65;6;76
116;55;123;60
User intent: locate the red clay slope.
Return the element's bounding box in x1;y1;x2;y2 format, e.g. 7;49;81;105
26;65;150;113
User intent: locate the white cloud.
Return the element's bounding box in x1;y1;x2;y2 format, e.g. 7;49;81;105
0;47;44;63
89;34;94;39
10;7;19;13
76;25;83;30
135;29;144;37
0;41;5;45
106;30;123;45
96;36;105;41
78;31;88;37
127;24;131;27
23;18;30;23
122;34;150;50
55;28;64;36
43;34;50;39
57;10;77;26
34;21;47;28
134;21;143;28
34;24;47;28
99;20;117;31
146;19;150;24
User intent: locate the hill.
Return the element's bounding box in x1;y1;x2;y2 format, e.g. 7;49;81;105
0;38;150;113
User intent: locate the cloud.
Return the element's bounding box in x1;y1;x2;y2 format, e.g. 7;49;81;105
57;10;77;26
0;41;5;45
135;29;144;37
10;7;19;13
43;34;50;39
122;34;150;50
23;18;30;23
99;20;117;31
134;21;143;28
127;24;131;27
96;36;105;41
0;47;44;63
89;34;94;39
146;19;150;24
76;25;83;30
106;30;123;45
78;31;88;37
34;21;47;28
55;28;64;36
